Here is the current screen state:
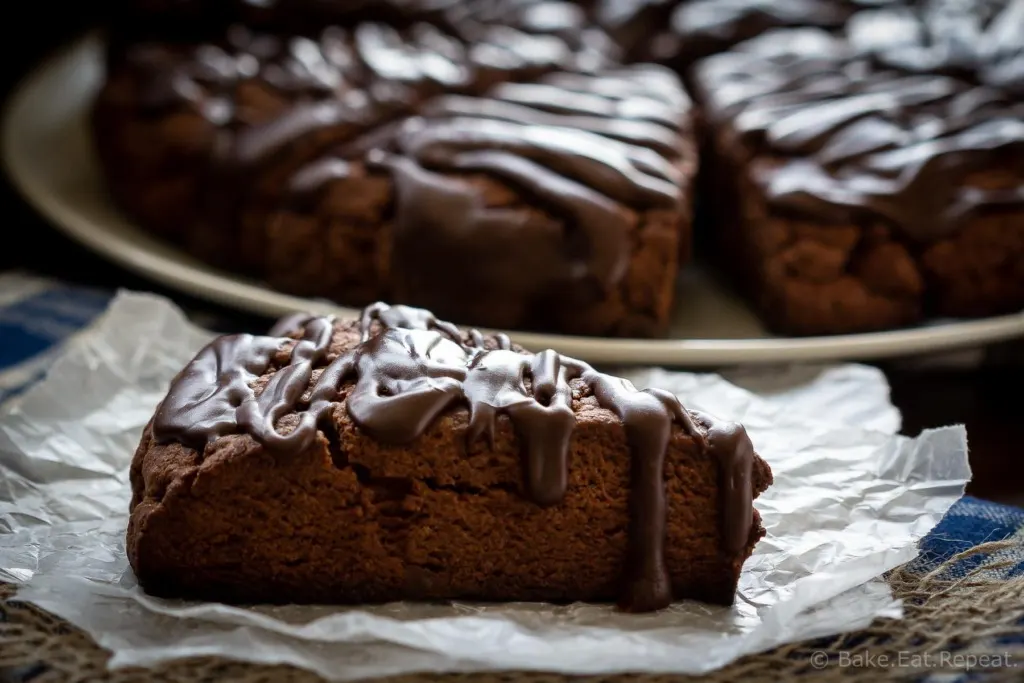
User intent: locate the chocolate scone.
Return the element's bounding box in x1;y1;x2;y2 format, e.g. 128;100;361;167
128;303;772;610
267;65;695;337
94;2;695;337
692;1;1024;335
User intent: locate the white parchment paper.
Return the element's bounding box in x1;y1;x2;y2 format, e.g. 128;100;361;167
0;292;970;679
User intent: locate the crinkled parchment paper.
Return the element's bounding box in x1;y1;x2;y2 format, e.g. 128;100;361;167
0;292;970;679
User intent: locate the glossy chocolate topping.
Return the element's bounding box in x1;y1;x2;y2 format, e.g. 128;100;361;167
696;0;1024;243
152;303;757;612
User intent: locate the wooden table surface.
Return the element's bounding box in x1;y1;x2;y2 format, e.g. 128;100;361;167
2;9;1023;510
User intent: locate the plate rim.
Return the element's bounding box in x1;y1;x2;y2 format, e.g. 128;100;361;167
5;31;1024;367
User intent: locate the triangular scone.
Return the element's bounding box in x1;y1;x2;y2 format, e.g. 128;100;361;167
128;303;772;611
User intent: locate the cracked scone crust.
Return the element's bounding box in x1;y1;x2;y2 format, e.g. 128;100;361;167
127;318;772;606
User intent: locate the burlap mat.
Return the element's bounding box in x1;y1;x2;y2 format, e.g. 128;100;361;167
2;541;1022;683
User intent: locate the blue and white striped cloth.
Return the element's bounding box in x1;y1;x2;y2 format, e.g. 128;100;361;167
0;270;1021;678
0;273;112;406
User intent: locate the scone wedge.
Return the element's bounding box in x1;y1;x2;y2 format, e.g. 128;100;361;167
129;303;772;611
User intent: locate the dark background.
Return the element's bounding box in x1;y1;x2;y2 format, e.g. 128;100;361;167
1;7;1022;507
0;5;272;316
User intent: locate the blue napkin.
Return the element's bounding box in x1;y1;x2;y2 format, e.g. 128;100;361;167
0;272;112;405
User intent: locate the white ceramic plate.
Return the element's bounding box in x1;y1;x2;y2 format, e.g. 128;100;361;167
5;32;1024;366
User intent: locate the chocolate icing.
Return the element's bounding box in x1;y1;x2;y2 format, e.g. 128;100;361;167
152;303;757;612
696;0;1024;243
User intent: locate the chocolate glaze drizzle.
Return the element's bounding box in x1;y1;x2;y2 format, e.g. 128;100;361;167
696;0;1024;243
152;303;757;612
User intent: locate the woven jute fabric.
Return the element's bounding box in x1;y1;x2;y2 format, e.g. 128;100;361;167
1;542;1022;683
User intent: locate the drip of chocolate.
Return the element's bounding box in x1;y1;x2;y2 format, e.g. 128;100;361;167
152;303;757;613
698;1;1024;243
305;64;687;324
